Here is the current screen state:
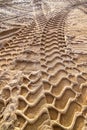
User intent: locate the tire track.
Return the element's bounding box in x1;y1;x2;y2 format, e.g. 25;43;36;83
0;20;51;130
40;7;87;130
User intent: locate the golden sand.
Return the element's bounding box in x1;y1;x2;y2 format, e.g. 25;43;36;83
0;0;87;130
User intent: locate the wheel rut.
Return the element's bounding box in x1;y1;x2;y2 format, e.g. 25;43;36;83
40;8;87;130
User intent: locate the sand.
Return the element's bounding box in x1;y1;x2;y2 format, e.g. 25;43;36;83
0;0;87;130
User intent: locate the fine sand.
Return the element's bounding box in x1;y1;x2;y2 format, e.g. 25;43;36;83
0;1;87;130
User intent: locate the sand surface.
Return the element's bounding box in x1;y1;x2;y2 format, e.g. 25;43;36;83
0;0;87;130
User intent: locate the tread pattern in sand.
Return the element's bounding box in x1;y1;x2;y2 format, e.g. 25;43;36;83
0;1;87;130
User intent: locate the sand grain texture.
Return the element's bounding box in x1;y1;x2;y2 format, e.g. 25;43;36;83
0;0;87;130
